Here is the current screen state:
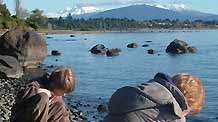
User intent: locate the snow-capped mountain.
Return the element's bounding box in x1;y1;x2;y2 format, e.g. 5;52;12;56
47;4;218;20
86;4;218;21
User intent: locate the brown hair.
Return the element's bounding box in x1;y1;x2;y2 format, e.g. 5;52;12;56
172;73;204;115
49;66;75;93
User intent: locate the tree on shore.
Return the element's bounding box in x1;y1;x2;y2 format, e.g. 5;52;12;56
26;9;48;29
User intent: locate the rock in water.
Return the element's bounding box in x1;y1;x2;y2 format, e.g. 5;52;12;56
51;50;61;56
142;44;149;47
147;49;155;54
90;44;108;55
187;46;197;53
165;39;197;54
97;104;107;112
106;48;121;57
0;55;23;78
127;43;138;48
70;35;75;37
0;28;47;68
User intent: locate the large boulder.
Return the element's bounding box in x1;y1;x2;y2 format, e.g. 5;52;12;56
106;48;121;57
90;44;108;55
127;43;138;48
165;39;197;54
0;28;47;68
0;55;23;78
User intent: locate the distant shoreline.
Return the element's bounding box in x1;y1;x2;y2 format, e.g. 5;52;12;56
1;28;218;35
37;28;218;35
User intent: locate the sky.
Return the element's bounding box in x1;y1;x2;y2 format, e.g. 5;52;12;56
3;0;218;15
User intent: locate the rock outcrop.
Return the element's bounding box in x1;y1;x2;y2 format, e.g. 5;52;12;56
166;39;197;54
0;28;47;68
0;55;23;78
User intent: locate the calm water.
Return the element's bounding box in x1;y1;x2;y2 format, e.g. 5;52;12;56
44;30;218;122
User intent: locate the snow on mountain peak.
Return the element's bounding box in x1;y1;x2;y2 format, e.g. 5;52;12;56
153;4;169;10
167;4;189;11
47;5;103;18
151;3;190;12
59;5;102;17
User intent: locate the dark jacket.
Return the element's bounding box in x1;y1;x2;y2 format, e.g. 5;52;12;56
104;73;188;122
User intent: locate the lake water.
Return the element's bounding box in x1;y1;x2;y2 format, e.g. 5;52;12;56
43;30;218;122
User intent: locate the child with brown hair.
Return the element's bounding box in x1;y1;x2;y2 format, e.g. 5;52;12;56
11;66;75;122
104;72;204;122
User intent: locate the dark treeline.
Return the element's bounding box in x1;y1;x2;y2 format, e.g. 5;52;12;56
48;14;218;31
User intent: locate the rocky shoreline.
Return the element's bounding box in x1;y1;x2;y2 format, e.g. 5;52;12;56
0;78;26;121
0;78;87;122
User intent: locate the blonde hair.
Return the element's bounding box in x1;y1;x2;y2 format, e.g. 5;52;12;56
49;66;75;93
172;73;204;115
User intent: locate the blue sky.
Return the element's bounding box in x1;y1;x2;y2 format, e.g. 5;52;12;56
3;0;218;15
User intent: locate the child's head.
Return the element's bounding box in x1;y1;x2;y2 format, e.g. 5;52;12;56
48;66;75;96
172;73;204;115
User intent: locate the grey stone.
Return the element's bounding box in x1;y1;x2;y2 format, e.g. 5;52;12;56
0;55;23;78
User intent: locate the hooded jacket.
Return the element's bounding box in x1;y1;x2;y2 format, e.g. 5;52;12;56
104;73;188;122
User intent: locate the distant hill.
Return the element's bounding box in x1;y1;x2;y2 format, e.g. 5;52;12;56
75;4;218;21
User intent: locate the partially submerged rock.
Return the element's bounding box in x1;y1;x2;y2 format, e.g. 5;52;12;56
97;104;108;112
187;46;197;53
0;28;47;68
166;39;197;54
46;36;53;39
70;35;75;37
106;48;121;57
51;50;61;56
147;49;155;54
90;44;108;55
127;43;138;48
142;44;149;47
0;55;23;78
